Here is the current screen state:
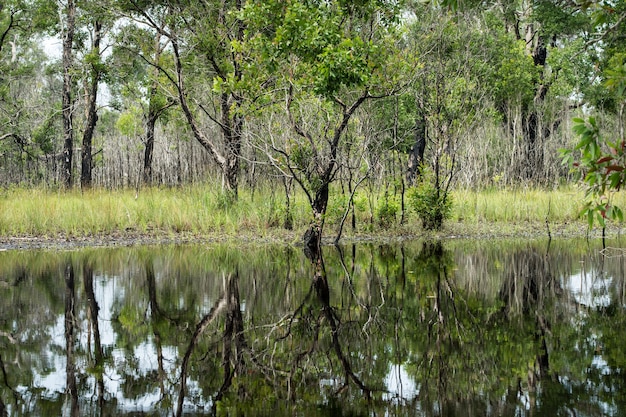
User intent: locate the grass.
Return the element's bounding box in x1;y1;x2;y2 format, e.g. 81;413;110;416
0;184;310;241
451;187;583;223
0;183;617;244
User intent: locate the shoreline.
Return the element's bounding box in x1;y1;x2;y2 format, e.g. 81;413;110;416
0;220;618;251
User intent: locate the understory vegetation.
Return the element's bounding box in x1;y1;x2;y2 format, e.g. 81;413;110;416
0;184;610;240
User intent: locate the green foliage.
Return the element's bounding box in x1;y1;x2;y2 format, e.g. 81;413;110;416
108;21;175;125
604;53;626;98
241;0;400;97
214;188;237;210
561;44;626;227
115;105;145;137
483;35;539;109
561;117;625;228
407;168;453;231
559;2;626;229
532;0;589;38
375;193;399;226
31;114;57;154
547;38;594;100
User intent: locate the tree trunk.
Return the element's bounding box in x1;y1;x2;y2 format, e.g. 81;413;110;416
61;0;76;188
304;182;329;260
143;32;166;186
145;260;167;395
81;20;102;189
143;109;156;185
214;273;247;404
176;291;227;417
510;23;556;183
523;110;541;180
171;37;241;196
407;112;426;186
221;92;242;196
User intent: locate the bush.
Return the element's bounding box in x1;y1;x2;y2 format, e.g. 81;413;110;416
407;170;453;231
375;194;399;226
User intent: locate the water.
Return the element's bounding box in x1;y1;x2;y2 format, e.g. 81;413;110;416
0;238;625;416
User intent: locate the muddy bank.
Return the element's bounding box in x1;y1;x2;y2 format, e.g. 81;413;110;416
0;219;612;251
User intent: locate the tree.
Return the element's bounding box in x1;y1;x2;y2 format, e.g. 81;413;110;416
458;0;592;183
61;0;76;188
58;1;114;189
402;5;488;230
0;1;19;56
80;15;105;189
0;0;60;184
242;0;406;251
109;11;175;186
123;0;250;197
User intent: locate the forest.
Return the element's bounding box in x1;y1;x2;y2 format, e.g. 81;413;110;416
1;0;626;242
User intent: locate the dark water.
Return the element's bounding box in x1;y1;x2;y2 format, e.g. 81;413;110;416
0;238;625;416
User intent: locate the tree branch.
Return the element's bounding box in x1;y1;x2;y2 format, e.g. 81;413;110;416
0;8;17;56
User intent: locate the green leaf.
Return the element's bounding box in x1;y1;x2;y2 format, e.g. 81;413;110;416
572;124;588;135
587;209;595;228
609;173;622;189
596;211;606;228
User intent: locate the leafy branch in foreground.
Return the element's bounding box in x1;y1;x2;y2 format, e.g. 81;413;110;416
561;116;624;228
562;52;626;229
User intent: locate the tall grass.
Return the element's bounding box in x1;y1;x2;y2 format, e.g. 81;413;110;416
0;184;313;238
451;187;584;223
0;184;607;239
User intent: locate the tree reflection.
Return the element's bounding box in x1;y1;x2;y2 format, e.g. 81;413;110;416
0;241;625;415
216;272;247;403
313;248;371;395
83;260;105;412
145;259;168;401
272;246;376;403
175;278;226;417
175;271;252;416
497;245;558;394
64;261;79;417
0;351;10;417
401;241;560;415
404;241;472;413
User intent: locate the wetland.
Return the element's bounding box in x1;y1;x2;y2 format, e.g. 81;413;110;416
0;238;625;416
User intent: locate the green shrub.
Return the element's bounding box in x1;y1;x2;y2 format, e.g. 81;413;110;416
407;170;453;231
375;194;399;226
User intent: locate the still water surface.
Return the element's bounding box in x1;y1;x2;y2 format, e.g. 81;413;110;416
0;238;625;416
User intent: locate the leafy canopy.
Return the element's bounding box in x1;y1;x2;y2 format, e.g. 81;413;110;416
239;0;404;97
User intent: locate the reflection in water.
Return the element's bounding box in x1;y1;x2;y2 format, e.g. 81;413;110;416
83;260;105;412
0;239;625;416
63;261;79;417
